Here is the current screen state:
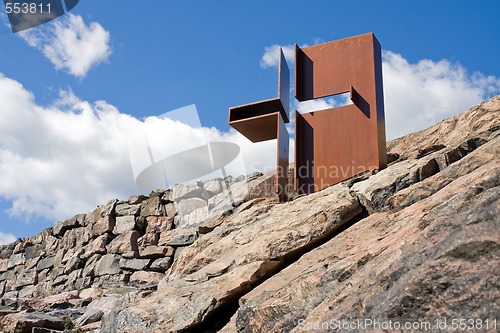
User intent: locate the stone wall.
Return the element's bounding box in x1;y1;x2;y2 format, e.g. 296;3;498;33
0;172;276;302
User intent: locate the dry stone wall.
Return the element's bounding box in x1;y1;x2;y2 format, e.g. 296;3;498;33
0;173;275;303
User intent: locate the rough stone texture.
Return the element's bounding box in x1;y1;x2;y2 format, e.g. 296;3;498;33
36;256;55;272
0;259;8;273
158;228;198;247
52;214;85;237
149;258;172;272
25;244;43;260
140;246;174;259
140;195;163;216
87;296;122;317
16;268;37;288
83;233;112;258
113;183;361;332
92;216;116;238
224;159;500;332
107;230;140;255
115;202;141;217
113;215;137;235
129;271;165;285
94;254;121;276
172;183;199;200
0;312;64;332
140;216;173;246
0;97;497;333
119;258;150;271
75;308;104;326
79;287;102;301
175;197;207;215
7;253;25;269
174;205;210;228
203;179;224;194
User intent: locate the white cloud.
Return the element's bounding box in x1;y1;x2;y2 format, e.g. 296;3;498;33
295;94;352;114
0;73;276;223
19;14;111;78
382;51;500;139
260;44;295;68
0;232;16;245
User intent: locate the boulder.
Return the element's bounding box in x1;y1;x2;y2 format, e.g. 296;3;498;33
106;230;139;255
25;244;43;260
115;183;361;332
76;308;104;326
113;215;137;234
115;202;141;216
128;194;148;205
94;254;121;276
61;227;91;251
92;216;116;237
140;216;173;246
0;312;64;332
119;258;150;271
52;214;85;237
140;195;163;216
7;253;25;269
15;268;37;288
149;258;172;272
172;183;199;200
82;254;102;278
140;245;174;259
86;199;117;225
129;271;165;285
18;285;37;299
203;179;224;194
158;228;198;247
87;295;122;316
85;233;113;257
0;259;8;273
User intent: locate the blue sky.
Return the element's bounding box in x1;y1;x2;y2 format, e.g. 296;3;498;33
1;1;500;243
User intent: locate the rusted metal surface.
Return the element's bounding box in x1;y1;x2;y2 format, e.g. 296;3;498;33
295;105;379;193
277;50;290;123
229;33;387;198
229;112;279;143
294;33;387;194
276;114;289;202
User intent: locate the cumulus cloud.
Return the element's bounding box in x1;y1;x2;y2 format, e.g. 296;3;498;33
382;51;500;139
0;73;276;223
260;44;295;68
260;45;500;140
19;14;111;78
0;232;16;245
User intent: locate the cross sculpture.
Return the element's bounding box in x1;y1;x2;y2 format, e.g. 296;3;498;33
229;32;387;201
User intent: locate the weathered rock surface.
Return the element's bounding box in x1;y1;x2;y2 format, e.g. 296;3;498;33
0;96;498;332
225;145;500;332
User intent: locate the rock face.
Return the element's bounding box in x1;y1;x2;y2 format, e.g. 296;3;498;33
1;96;499;332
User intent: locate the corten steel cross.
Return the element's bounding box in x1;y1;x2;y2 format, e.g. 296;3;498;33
228;32;387;200
294;33;387;194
